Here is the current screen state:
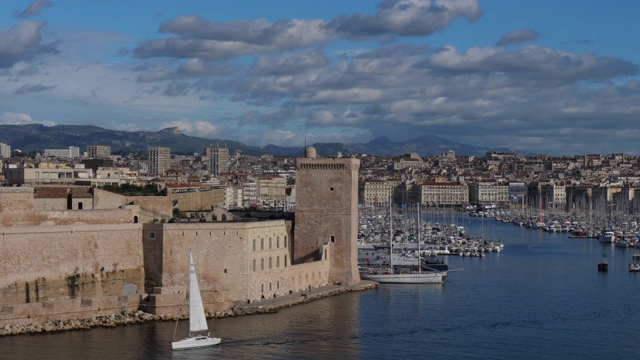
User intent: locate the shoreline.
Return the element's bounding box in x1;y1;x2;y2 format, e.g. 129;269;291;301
0;281;378;337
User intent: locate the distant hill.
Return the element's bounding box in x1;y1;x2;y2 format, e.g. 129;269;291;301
263;135;515;157
0;124;267;155
0;124;516;157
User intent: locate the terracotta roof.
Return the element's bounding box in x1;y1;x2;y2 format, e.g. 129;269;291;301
33;186;93;198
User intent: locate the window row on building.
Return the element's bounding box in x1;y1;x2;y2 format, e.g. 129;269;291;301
252;236;288;251
252;255;288;271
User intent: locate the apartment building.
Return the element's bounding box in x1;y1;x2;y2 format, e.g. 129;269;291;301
468;181;509;206
0;143;10;158
418;181;469;206
206;145;230;176
44;146;80;159
87;145;112;158
149;146;171;176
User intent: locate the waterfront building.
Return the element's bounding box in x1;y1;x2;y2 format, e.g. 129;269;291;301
360;180;391;206
44;146;80;159
418;181;469;207
468;181;509;206
148;146;171;176
565;185;593;212
508;182;528;208
360;179;403;206
549;183;567;211
527;181;567;211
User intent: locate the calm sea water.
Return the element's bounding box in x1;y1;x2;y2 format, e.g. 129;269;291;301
2;214;640;359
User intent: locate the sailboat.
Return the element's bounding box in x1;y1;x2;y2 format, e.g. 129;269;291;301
360;200;446;284
171;251;221;350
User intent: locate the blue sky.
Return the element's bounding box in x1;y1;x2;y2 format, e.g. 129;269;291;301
1;0;638;155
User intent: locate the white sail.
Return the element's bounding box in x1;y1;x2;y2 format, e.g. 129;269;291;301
188;252;208;333
172;251;221;350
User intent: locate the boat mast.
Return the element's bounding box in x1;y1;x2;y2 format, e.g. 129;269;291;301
417;203;422;274
389;191;393;272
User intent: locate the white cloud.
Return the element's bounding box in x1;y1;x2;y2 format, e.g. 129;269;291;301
160;119;220;137
0;111;56;126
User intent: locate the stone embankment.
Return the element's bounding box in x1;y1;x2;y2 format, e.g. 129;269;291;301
0;281;378;336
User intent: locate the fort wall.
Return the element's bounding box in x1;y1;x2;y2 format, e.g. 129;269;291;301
0;151;362;328
0;223;143;289
0;221;145;326
170;187;225;211
1;187;139;227
93;188;172;218
141;220;332;316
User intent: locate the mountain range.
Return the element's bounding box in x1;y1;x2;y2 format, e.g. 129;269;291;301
0;124;515;157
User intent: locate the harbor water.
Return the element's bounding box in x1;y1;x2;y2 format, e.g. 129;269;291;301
2;213;640;359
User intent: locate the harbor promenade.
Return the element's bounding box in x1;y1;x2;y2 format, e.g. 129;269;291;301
238;280;378;314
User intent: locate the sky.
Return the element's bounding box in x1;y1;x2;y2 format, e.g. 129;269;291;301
0;0;639;155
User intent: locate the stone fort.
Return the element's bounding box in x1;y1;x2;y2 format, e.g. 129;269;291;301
0;150;360;325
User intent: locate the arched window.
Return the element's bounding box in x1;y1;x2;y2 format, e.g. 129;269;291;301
261;239;264;250
285;255;287;267
277;256;280;268
269;257;272;269
253;259;256;272
284;236;287;247
253;239;256;251
261;258;264;270
277;237;280;248
269;238;272;249
221;214;227;221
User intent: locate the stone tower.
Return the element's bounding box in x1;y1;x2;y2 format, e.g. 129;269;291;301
294;147;360;285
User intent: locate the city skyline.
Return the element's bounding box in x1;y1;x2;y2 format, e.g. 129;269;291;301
0;0;638;155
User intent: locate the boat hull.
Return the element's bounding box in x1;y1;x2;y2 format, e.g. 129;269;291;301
171;335;221;350
361;272;446;284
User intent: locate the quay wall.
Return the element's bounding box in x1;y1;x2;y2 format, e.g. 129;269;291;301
0;295;142;327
